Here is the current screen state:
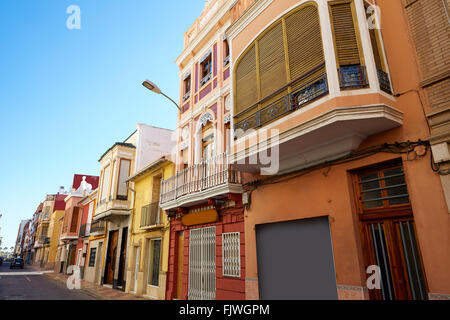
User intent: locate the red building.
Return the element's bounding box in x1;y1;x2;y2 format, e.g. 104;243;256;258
59;174;98;274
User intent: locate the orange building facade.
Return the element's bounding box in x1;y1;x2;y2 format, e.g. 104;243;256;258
225;0;449;300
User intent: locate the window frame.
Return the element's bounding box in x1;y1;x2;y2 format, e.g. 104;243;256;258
147;238;162;287
352;161;412;218
200;50;213;87
116;158;131;201
89;247;97;267
222;232;241;278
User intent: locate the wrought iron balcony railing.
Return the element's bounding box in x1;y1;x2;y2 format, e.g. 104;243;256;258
38;235;50;245
223;55;230;67
200;73;212;86
235;72;329;133
140;202;161;228
79;224;87;238
90;220;106;234
377;69;392;94
160;152;242;205
338;65;369;89
183;91;191;102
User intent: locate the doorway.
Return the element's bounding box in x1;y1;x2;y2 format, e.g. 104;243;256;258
188;227;216;300
176;232;184;299
354;162;428;300
133;246;140;294
117;227;128;288
104;230;118;285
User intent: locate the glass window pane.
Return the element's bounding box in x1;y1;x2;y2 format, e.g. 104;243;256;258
383;168;409;205
360;173;383;208
117;160;131;199
148;239;161;287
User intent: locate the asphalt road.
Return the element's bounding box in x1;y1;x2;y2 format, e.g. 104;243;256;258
0;263;95;300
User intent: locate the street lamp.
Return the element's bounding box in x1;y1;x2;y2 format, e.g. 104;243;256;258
142;80;182;112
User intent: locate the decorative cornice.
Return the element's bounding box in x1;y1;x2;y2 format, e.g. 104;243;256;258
226;0;273;40
176;0;236;66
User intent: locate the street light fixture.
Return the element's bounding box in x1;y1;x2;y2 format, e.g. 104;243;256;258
142;80;182;112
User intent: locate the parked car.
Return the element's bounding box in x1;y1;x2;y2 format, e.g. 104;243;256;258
10;258;24;269
0;257;3;265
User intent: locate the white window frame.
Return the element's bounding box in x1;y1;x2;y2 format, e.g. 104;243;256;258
147;238;162;288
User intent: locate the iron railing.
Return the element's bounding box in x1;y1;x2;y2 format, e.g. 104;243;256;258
160;152;242;205
90;220;106;234
140;202;161;227
377;69;392;94
338;65;369;89
38;235;50;245
79;224;87;238
234;73;329;133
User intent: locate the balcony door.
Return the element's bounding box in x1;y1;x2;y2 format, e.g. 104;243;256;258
354;162;428;300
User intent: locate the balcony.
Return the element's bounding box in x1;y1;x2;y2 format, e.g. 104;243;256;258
94;197;131;221
38;235;50;245
231;67;403;175
160;152;243;210
60;223;79;241
235;72;329;134
90;220;106;235
377;69;392;94
140;202;163;229
338;65;369;89
79;224;87;238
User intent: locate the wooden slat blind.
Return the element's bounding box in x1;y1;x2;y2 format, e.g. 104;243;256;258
234;3;327;121
285;5;324;81
235;45;258;114
330;2;361;66
258;22;287;98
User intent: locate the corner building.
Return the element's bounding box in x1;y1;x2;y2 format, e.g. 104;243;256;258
163;0;246;300
226;0;450;300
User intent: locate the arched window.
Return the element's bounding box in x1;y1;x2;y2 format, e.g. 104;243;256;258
234;2;327;132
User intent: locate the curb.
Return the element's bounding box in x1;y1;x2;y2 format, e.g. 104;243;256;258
44;273;107;300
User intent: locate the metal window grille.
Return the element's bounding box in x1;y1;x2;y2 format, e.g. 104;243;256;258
222;232;240;278
188;227;216;300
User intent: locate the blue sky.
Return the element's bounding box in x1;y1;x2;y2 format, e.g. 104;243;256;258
0;0;205;249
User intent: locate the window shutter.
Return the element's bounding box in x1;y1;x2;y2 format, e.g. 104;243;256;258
235;45;258;114
330;2;361;66
285;5;324;81
258;22;287;99
365;5;384;71
117;159;131;198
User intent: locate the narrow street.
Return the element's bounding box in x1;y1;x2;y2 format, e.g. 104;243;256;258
0;263;95;300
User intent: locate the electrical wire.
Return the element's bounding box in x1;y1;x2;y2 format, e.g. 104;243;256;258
244;140;433;189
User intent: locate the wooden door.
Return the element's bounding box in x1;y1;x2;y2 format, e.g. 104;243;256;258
176;232;184;299
354;162;428;300
105;230;118;285
118;227;128;287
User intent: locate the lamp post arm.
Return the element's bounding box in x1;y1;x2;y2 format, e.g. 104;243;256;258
161;92;182;112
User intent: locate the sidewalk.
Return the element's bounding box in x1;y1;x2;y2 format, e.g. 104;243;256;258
27;265;146;300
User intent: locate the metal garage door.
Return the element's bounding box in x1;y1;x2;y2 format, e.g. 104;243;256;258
256;216;338;299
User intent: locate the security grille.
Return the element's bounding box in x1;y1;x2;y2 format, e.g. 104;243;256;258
188;227;216;300
222;232;240;278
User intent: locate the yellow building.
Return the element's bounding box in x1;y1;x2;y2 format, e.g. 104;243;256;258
46;193;67;270
125;156;174;299
83;190;109;285
34;195;53;267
